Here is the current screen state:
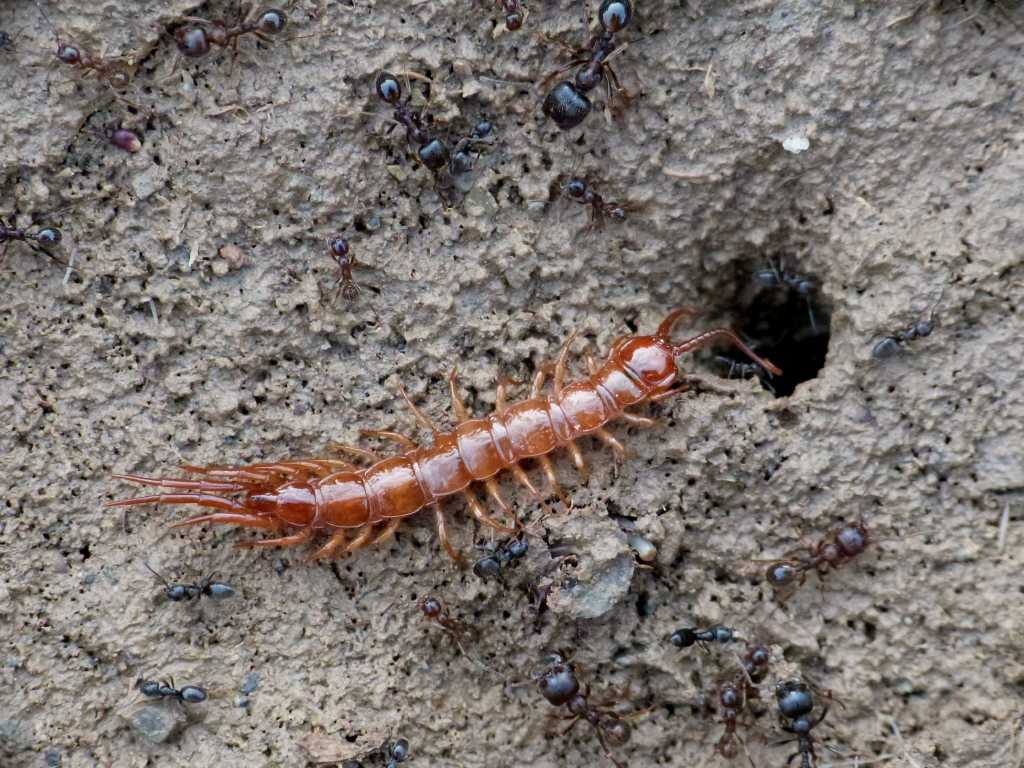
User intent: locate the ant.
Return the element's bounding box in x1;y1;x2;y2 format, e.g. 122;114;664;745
326;236;364;301
759;519;873;601
448;120;495;175
776;680;829;768
872;290;944;360
136;676;208;704
0;219;64;266
542;0;634;130
172;6;287;60
562;178;627;229
716;355;777;394
707;641;771;763
493;0;526;30
144;562;235;602
753;259;820;334
420;596;480;664
669;625;739;651
342;737;411;768
473;533;528;580
34;1;135;91
534;652;633;768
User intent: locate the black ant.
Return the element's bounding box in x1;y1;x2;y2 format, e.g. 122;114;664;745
872;290;943;360
776;680;829;768
136;676;208;704
493;0;526;30
753;259;819;334
707;642;771;763
541;0;633;130
473;533;528;580
758;519;872;602
326;236;363;301
562;178;627;228
669;625;739;651
0;219;64;266
144;562;235;602
448;120;495;175
172;6;287;59
716;356;777;394
534;653;633;768
342;737;411;768
34;1;135;91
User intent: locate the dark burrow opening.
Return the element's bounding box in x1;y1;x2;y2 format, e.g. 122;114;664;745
711;257;832;397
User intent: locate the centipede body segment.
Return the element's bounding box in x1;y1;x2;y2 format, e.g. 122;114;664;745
107;309;781;563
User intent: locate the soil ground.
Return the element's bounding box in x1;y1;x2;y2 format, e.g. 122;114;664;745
1;1;1023;767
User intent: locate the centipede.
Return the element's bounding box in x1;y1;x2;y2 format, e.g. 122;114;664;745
108;309;781;563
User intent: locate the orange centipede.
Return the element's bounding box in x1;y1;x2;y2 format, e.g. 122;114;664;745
108;309;781;563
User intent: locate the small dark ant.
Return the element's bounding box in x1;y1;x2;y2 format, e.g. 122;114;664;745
449;120;494;175
0;219;64;266
534;652;633;768
342;737;411;768
715;355;777;394
136;676;208;704
144;562;235;602
754;259;819;334
872;290;943;360
541;0;634;130
494;0;526;30
326;236;364;301
172;6;287;59
669;625;738;651
759;519;872;601
562;178;627;229
776;680;829;768
34;1;135;91
375;71;440;166
473;533;528;580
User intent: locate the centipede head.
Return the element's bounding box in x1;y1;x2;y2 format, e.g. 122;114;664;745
611;335;679;393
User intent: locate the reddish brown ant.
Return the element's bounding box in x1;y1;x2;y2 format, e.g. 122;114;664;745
34;0;136;91
541;0;634;130
493;0;526;30
706;640;772;764
534;653;635;768
561;178;628;229
326;236;363;301
420;596;484;666
172;6;287;60
756;518;874;602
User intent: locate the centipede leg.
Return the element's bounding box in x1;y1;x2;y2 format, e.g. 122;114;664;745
399;385;441;439
593;428;627;460
511;465;552;514
537;455;571;508
361;429;419;451
484;478;522;529
106;492;251;514
328;442;382;463
433;504;466;565
530;369;547;398
462;490;517;534
308;529;349;561
109;473;246;493
567;442;590;482
554;329;581;394
448;369;472;421
235;525;315;550
371;518;402;547
339;524;380;555
620;412;657;428
170;512;282;530
180;465;277;483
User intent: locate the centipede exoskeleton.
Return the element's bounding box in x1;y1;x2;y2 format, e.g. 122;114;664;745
108;309;781;564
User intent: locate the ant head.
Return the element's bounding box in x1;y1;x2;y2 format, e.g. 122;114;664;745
574;67;603;92
612;336;678;393
506;11;523;30
565;178;588;199
175;26;210;57
35;227;61;248
776;680;814;719
719;682;741;709
328;235;350;261
537;662;579;705
420;596;443;619
257;9;287;35
598;0;632;32
669;628;697;648
388;738;410;762
375;71;402;104
56;43;80;64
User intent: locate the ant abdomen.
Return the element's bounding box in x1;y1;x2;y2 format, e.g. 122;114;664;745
543;82;592;130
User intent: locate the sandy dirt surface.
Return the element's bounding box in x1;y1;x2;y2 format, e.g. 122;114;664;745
2;0;1023;766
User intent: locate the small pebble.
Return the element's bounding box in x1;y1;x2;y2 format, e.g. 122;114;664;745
129;704;182;744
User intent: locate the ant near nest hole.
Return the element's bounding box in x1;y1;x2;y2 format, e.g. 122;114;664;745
871;288;944;360
33;0;136;92
541;0;635;130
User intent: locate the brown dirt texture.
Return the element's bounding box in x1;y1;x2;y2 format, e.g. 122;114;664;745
1;0;1023;767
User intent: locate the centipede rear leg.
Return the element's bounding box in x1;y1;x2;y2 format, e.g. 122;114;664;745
235;525;315;550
